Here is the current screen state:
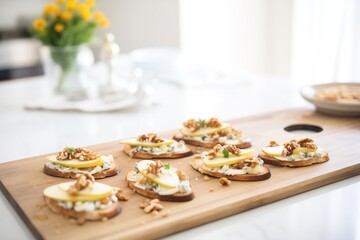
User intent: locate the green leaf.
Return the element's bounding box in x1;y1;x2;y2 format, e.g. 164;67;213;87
222;148;230;158
164;163;171;170
66;147;74;153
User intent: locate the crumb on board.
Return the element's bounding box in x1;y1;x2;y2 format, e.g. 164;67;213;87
203;175;210;181
219;177;231;186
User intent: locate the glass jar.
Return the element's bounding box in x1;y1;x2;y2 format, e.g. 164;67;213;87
41;45;94;99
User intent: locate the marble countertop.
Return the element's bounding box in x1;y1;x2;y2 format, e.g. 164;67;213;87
0;76;358;240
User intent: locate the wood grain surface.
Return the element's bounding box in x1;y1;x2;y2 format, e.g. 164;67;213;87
0;108;359;240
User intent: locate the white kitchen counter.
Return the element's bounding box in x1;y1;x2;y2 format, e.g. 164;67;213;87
0;76;359;240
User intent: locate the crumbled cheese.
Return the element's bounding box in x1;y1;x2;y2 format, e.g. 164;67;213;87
74;201;96;212
274;149;324;161
47;155;113;174
133;164;190;196
56;193;118;212
133;142;185;155
224;169;247;175
178;181;191;193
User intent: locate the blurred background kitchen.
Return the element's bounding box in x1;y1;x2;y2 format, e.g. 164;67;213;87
0;1;359;239
0;0;358;83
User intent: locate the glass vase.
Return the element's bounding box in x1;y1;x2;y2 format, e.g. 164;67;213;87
41;45;94;99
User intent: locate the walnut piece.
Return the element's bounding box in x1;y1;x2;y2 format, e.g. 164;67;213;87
140;199;164;213
113;187;129;201
267;140;280;147
208;144;223;159
298;138;318;150
136;133;164;143
219;177;231;186
67;173;95;195
183;117;222;132
207;117;222;128
282;138;318;156
232;162;245;169
225;145;241;155
183;118;201;132
56;147;99;161
176;169;188;181
145;160;164;176
244;158;260;168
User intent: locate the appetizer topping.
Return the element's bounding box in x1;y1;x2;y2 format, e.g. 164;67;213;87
133;160;191;195
219;177;231;186
282;138;317;156
194;145;263;175
201;145;254;168
46;155;112;173
262;138;322;161
297;138;318;150
56;147;100;161
67;173;95;195
267;140;280;147
128;140;185;156
183;117;222;132
144;160;164;176
44;176;114;203
208;144;242;159
207;117;222;128
137;133;164;143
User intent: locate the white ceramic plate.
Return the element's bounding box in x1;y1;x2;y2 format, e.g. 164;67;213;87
300;83;360;117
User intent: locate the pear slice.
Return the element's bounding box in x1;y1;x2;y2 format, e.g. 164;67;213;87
180;123;231;137
44;182;112;202
216;148;254;159
203;156;251;168
293;147;316;154
203;149;254;168
136;160;179;188
58;182;113;197
47;155;104;168
120;138;174;147
262;146;284;157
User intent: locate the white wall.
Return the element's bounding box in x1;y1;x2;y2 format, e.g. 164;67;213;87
180;0;292;77
0;0;47;28
97;0;180;53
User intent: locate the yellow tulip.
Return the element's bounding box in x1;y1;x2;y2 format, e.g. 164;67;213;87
66;0;78;10
78;4;91;20
60;10;73;21
43;3;61;17
93;11;110;28
86;0;96;8
54;23;65;33
93;11;104;21
33;18;46;31
99;18;110;28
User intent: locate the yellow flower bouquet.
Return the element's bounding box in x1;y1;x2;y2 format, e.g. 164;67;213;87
31;0;110;95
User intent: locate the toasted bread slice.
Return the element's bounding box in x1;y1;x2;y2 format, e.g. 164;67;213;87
123;144;193;159
43;161;119;179
174;132;251;149
258;152;329;167
126;170;194;202
44;196;121;221
190;158;271;181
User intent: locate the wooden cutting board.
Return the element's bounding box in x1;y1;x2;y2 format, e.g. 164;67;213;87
0;108;359;240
